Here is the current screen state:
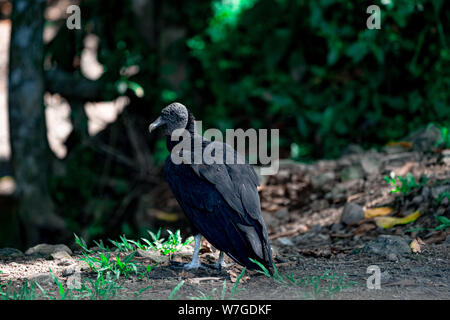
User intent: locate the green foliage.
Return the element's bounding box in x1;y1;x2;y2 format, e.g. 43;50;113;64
436;126;450;148
406;215;450;233
227;267;246;299
434;216;450;231
74;233;93;253
50;147;133;241
108;235;135;252
436;191;450;204
249;258;286;285
134;285;153;298
143;228;194;255
188;289;217;300
285;270;359;299
75;234;146;281
0;271;125;301
250;259;359;299
49;269;68;300
2;230;185;300
93;239;109;251
76;228;193;256
1;272;77;300
65;0;450;163
77;272;124;300
184;0;450;159
71;233;164;299
153;139;170;166
74;230;192;280
37;0;450;247
168;280;185;300
384;173;428;194
0;280;40;300
79;251;138;279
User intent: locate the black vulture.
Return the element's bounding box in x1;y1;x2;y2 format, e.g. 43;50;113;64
148;102;273;273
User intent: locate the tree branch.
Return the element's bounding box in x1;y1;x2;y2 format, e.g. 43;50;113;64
45;68;104;102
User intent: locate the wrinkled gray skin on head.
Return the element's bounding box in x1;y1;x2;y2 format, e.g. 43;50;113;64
149;102;189;136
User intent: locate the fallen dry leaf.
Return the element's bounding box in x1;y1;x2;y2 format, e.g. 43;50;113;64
227;269;250;283
269;224;308;240
424;231;450;244
365;207;393;218
410;238;423;253
374;210;421;229
152;209;179;222
395;161;415;176
385;141;412;149
354;222;376;235
274;262;291;268
199;238;214;254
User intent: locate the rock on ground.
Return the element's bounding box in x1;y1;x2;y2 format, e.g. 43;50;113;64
25;243;72;257
358;235;411;258
340;203;365;225
136;249;170;264
0;248;24;259
28;273;55;286
51;251;72;261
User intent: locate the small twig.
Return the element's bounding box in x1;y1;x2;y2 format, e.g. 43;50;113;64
45;68;105;102
110;186;143;227
87;139;136;168
347;192;364;202
269;226;305;240
329;233;353;239
187;277;222;284
123;111;154;179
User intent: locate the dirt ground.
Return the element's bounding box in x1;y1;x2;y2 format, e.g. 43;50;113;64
0;236;449;300
120;242;450;300
1;134;449;300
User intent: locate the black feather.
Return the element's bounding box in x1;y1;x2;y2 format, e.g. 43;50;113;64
161;105;273;272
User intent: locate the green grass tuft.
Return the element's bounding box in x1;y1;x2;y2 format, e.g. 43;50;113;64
384;173;428;195
168;280;185;300
249;260;359;299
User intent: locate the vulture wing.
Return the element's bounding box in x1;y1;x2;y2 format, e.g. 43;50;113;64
165;140;273;271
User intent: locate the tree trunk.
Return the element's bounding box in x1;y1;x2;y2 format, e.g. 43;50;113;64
8;0;64;247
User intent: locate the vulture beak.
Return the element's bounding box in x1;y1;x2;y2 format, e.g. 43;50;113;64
148;116;165;133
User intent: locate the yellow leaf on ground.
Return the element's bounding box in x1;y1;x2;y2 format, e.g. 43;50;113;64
365;207;393;218
155;210;179;222
374;210;421;229
385;141;412;149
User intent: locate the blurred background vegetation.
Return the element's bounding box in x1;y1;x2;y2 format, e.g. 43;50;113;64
0;0;448;249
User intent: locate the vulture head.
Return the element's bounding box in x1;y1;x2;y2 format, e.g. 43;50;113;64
148;102;189;136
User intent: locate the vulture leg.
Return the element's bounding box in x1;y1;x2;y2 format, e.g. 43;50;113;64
213;251;224;270
184;234;202;270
